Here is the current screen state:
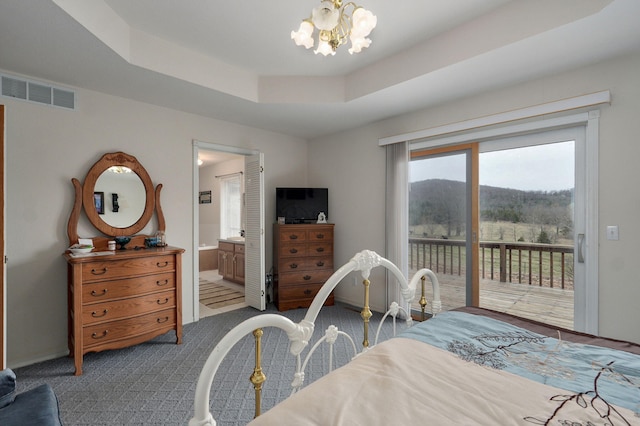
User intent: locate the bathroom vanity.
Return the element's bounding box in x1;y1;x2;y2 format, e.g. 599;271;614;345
217;238;245;285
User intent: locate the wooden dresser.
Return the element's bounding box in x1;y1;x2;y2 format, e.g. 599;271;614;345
273;223;334;311
65;246;184;375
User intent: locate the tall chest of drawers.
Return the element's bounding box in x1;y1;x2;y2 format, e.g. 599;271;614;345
273;224;334;311
65;246;184;375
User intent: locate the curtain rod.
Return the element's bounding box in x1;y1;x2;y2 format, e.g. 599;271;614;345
215;171;243;179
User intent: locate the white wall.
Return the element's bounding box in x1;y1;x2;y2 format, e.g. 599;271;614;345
3;78;307;367
309;51;640;344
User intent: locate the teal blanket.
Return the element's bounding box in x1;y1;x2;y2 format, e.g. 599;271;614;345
400;311;640;414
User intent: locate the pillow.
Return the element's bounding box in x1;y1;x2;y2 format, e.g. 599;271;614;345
0;369;17;409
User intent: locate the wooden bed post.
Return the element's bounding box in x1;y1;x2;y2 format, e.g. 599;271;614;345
361;278;372;348
250;328;266;418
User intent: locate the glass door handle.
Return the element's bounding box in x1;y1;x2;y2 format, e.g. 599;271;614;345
577;233;585;263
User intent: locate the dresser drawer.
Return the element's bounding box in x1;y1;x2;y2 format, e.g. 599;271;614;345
82;255;175;282
276;285;335;311
278;269;334;286
279;256;333;272
218;242;234;252
83;308;176;348
279;229;308;242
307;242;333;257
278;243;309;258
308;227;333;242
81;272;175;302
277;282;324;300
82;290;175;325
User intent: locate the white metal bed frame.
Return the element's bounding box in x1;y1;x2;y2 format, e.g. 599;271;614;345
189;250;441;426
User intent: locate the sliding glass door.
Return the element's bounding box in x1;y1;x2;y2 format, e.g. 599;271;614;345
408;127;585;330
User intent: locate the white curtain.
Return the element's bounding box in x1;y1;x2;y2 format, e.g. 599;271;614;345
385;142;409;316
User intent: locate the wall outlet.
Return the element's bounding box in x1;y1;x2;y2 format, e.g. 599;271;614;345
606;225;619;240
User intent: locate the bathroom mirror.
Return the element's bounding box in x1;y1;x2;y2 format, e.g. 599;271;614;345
67;151;164;243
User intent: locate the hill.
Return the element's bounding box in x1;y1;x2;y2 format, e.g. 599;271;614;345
409;179;573;242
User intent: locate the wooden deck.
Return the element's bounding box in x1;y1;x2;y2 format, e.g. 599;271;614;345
411;273;574;330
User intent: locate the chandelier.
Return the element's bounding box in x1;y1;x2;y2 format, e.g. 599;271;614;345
291;0;377;56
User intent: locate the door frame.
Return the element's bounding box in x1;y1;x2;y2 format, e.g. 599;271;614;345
410;143;480;306
191;140;264;321
1;105;5;368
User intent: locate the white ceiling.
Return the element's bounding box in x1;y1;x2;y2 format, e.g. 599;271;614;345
1;0;640;141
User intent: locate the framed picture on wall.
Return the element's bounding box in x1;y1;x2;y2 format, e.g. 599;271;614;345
199;190;212;204
93;191;105;214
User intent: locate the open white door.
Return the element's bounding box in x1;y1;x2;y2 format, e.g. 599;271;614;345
244;153;265;310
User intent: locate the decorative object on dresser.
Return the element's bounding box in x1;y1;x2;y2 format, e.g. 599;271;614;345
64;151;184;376
273;223;334;311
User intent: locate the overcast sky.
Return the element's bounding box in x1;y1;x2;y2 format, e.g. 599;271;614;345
410;141;574;192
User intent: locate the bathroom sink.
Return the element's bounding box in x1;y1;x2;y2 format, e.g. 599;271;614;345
226;236;245;242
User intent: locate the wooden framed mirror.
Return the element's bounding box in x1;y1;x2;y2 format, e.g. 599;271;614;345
67;152;165;247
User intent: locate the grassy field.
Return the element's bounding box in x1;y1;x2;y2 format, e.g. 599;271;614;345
410;221;574;289
411;220;573;245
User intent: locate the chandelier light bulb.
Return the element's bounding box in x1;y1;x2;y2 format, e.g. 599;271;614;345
312;1;340;30
292;1;376;56
291;20;315;49
350;7;377;38
315;39;336;56
348;36;371;54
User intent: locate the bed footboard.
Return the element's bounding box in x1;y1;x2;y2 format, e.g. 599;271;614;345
189;250;441;426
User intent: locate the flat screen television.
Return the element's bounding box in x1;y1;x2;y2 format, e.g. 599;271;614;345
276;188;328;224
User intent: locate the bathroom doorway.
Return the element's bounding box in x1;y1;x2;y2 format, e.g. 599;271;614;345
192;141;265;319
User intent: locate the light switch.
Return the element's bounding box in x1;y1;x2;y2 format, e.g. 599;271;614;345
606;225;619;240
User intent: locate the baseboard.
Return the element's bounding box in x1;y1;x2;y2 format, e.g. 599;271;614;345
9;349;69;370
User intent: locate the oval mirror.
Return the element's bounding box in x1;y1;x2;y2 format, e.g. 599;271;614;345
82;152;155;237
94;167;146;228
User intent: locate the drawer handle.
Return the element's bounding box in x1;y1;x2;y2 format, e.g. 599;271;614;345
91;289;108;297
316;234;325;239
156;279;169;286
304;289;312;295
289;235;298;240
157;298;169;305
289;248;298;254
91;309;108;318
316;261;325;267
91;268;108;275
289;263;298;269
156;261;170;268
91;330;108;339
316;247;325;253
157;316;169;324
303;275;311;281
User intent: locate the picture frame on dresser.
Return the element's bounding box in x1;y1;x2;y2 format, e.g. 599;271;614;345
65;151;184;376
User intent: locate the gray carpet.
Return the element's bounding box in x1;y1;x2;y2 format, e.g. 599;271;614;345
13;303;397;425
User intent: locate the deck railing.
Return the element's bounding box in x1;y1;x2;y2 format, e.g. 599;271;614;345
409;238;574;289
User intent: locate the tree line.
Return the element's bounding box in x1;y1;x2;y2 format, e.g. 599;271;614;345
409;179;573;243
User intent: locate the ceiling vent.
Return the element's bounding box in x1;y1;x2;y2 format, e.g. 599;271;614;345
1;74;75;110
